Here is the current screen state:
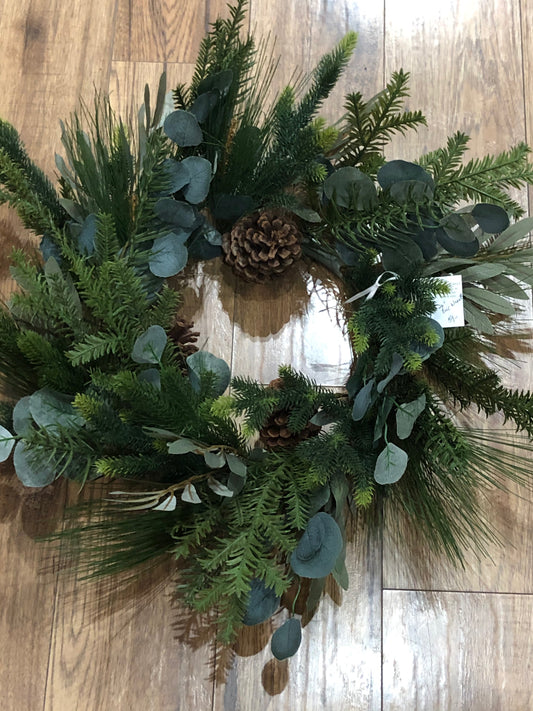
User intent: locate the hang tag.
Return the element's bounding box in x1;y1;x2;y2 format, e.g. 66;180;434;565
431;275;464;328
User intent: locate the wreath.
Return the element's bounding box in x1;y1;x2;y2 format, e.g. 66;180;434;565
1;0;533;661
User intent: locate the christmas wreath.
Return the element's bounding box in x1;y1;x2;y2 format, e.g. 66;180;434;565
1;0;533;661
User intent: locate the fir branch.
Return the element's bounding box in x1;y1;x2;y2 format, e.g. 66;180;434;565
335;70;427;172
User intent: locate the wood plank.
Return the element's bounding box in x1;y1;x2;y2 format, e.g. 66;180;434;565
382;0;533;592
383;590;533;710
44;485;216;711
213;517;382;711
114;0;207;63
0;0;117;174
0;465;66;711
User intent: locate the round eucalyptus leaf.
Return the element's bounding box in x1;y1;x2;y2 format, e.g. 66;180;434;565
381;240;424;272
396;393;427;440
226;453;247;477
138;368;161;390
290;512;343;579
323;167;377;210
243;578;280;626
411;227;439;260
374;442;408;485
14;441;56;488
29;388;85;430
12;396;33;436
149;233;188;277
131;325;167;364
39;234;62;264
160;159;190;195
189;90;219;122
308;483;331;516
437;215;479;257
471;203;510;234
389;179;434;203
197;69;234;97
352;379;375;422
154;198;197;229
163;110;203;147
411;318;445;361
187;351;231;396
181;156;212;204
271;618;302;660
76;213;97;256
0;424;15;462
378;161;434;191
204;450;226;468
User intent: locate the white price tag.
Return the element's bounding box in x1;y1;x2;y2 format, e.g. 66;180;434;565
431;275;464;328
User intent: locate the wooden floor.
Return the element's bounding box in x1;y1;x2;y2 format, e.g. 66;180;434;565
0;1;532;709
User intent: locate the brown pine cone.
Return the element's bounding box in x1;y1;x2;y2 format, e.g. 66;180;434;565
259;378;321;450
222;209;302;283
168;317;200;357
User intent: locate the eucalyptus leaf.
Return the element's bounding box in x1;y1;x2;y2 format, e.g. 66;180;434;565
197;69;234;97
181;156;212;204
187;351;231;396
471;203;510;233
39;234;62;264
352;379;375;421
14;441;56;488
29;388;85;430
131;325;167;364
396;394;427;440
149;233;188;277
437;217;479;257
332;549;349;590
163;110;203;147
290;512;343;579
227;470;246;496
306;577;327;613
154;198;197;229
0;425;15;462
168;437;200;455
204;450;226;468
160;159;191;195
153;494;177;511
323;167;377;210
138;368;161;390
411;227;439;260
243;578;280;626
463;286;515;315
190;90;219;122
374;396;394;443
308;483;331;516
225;453;247;477
12;396;33;436
389;179;434;203
76;213;97;256
374;443;408;485
330;471;349;522
151;71;168;129
486;216;533;252
271;618;302;660
207;477;234;497
376;353;404;394
377;161;434;191
310;410;335;426
59;198;84;222
211;193;254;221
181;483;202;504
381;241;424;272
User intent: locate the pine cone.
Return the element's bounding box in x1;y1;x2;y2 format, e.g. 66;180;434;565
168;317;200;357
222;210;302;283
259;378;320;450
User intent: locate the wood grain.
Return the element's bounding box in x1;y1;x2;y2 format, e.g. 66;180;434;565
383;589;533;710
114;0;207;63
0;466;65;711
0;0;117;174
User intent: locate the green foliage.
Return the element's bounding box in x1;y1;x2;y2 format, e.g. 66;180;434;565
334;70;427;174
419;132;533;218
0;119;65;232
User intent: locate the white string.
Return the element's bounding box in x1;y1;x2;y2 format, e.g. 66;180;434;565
345;271;399;304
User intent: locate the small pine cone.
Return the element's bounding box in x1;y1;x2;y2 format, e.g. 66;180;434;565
259;378;320;450
222;210;302;284
168;317;200;357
